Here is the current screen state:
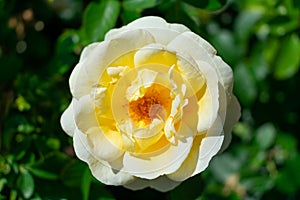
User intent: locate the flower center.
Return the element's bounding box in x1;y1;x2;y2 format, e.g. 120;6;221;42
128;84;171;126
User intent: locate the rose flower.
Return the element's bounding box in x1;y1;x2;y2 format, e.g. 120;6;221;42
60;16;240;192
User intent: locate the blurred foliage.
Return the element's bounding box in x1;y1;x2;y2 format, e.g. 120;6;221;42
0;0;299;199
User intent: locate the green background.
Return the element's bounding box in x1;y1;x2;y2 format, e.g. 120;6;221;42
0;0;299;199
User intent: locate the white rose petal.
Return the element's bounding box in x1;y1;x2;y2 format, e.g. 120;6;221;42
60;99;76;136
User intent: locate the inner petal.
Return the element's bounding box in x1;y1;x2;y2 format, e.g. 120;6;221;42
94;48;200;156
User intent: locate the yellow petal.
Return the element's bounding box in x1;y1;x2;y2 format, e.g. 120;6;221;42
126;69;159;101
134;45;177;67
167;134;205;181
85;127;124;162
71;29;155;99
122;136;193;179
177;55;205;93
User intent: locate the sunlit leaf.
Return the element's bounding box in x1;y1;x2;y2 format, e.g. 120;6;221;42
0;178;7;192
233;122;252;141
15;95;31;112
17;170;34;199
182;0;226;10
274;34;300;80
233;63;257;107
276;133;297;154
248;45;269;82
241;176;274;194
210;153;242;182
264;38;280;65
276;155;300;194
123;0;157;11
46;138;61;150
83;0;120;42
234;9;263;42
210;29;245;64
81;168;92;200
255;123;276;150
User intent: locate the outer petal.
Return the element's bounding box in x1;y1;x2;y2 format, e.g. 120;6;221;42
85;127;124;162
220;95;241;152
196;61;219;133
71;29;155;99
73;95;124;161
60;99;76;136
105;16;190;45
191;135;224;176
192;117;224;176
73;129;134;185
167;31;233;90
217;83;228;127
124;176;181;192
167;135;203;181
122;136;194;179
73;95;98;134
68;43;100;96
213;56;234;92
167;116;224;181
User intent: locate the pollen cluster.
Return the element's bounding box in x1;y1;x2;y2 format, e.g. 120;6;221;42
128;84;172;126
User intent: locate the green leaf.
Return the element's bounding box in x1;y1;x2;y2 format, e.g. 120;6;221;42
60;160;87;188
264;38;280;64
233;63;257;107
234;10;263;42
255;123;276;150
170;175;203;200
0;54;22;84
182;0;209;8
46;138;61;150
274;34;300;80
210;153;242;182
276;133;297;155
241;176;274;193
182;0;226;10
294;0;300;8
248;45;269;82
28;167;58;180
83;0;120;42
15;95;31;112
56;30;81;55
233;122;252;141
81;168;92;200
210;29;245;64
276;155;300;194
123;0;157;11
17;170;35;199
0;178;7;192
121;10;141;24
